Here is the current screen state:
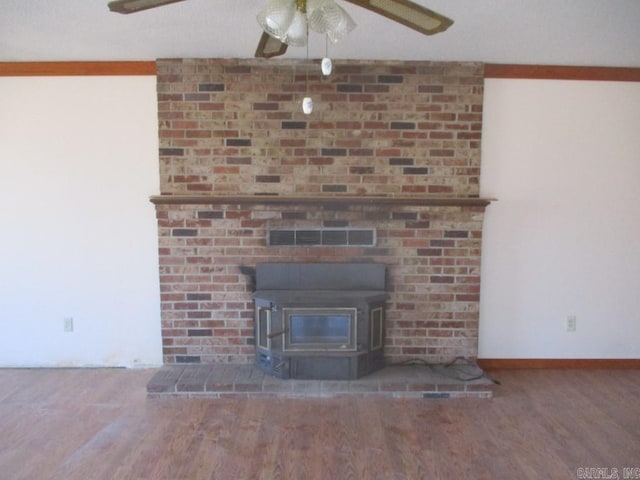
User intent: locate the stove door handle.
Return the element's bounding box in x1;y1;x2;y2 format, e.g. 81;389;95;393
267;328;288;339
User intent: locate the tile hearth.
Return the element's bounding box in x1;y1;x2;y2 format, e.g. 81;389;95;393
147;362;495;399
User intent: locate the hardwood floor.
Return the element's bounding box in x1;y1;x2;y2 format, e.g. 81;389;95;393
0;368;638;479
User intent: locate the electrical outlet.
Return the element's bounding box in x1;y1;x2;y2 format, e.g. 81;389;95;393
64;317;74;333
566;315;576;332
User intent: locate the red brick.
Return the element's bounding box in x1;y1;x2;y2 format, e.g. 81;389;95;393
155;59;485;365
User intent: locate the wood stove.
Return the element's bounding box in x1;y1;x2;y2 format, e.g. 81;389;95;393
253;263;388;380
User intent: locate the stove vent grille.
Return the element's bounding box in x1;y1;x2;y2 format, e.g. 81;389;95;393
268;228;375;247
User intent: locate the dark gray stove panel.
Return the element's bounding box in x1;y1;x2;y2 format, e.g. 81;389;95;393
255;262;386;291
253;263;387;380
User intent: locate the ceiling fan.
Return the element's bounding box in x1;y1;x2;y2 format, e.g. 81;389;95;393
107;0;453;58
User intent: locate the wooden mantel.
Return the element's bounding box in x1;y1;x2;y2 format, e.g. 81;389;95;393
149;195;494;207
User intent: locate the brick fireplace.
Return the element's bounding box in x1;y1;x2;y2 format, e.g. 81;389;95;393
152;58;489;367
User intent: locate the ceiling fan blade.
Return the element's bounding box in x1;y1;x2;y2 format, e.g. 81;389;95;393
108;0;187;14
343;0;453;35
255;32;289;59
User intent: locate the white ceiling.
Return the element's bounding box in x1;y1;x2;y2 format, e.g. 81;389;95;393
2;0;640;67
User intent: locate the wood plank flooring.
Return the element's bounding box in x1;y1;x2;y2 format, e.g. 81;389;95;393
0;368;639;479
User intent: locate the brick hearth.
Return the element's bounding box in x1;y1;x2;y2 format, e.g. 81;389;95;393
147;362;495;399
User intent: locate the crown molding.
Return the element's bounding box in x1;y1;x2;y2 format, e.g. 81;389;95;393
485;64;640;82
0;61;156;76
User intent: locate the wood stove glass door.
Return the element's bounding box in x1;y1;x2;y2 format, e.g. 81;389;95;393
283;308;357;352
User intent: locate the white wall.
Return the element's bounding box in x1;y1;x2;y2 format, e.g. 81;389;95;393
0;76;162;367
2;75;638;366
480;78;640;358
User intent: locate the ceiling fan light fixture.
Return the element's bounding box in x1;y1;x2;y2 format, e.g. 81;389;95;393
327;8;356;43
307;0;356;43
283;9;309;46
257;0;297;40
258;0;310;46
258;0;358;48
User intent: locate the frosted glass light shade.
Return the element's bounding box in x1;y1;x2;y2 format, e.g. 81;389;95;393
327;7;356;43
307;0;356;43
284;10;308;46
257;0;354;47
256;0;296;41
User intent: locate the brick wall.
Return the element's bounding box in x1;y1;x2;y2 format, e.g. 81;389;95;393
155;58;486;365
